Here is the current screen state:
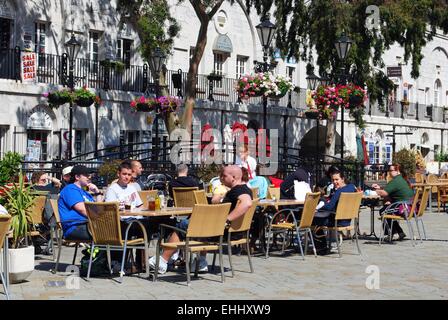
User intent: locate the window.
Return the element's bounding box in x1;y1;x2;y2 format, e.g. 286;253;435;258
425;87;430;106
214;53;225;89
0;18;11;49
0;126;8;159
120;130;140;155
286;66;295;83
89;31;100;73
74;130;87;158
34;22;46;54
368;142;380;164
27;130;49;160
236;55;247;79
382;145;392;164
117;38;132;67
35;22;46;68
434;79;442;106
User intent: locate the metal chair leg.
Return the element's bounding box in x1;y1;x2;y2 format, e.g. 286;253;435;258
406;220;415;247
334;230;341;258
106;245;112;274
265;225;273;259
308;229;317;257
246;240;254;273
0;270;10;300
212;252;216;272
295;228;305;260
185;249;191;286
227;242;234;277
72;243;79;265
86;242;95;281
218;243;225;283
53;235;63;273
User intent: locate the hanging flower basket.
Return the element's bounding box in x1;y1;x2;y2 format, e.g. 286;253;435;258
43;90;72;108
75;96;95;107
236;72;293;100
73;86;97;107
130;96;182;113
136;103;153;112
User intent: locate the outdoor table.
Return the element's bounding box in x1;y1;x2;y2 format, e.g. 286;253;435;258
411;182;448;213
360;195;383;239
256;199;305;253
121;207;193;217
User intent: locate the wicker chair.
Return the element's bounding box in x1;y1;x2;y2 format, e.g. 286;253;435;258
413;186;431;242
250;187;259;200
172;187;198;207
426;174;440;212
0;214;12;300
265;192;321;259
51;199;87;273
323;192;363;257
224;199;259;276
85;202;150;282
154;203;231;285
267;187;280;200
193;190;208;204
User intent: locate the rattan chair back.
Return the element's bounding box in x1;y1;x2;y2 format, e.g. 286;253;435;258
186;203;231;238
334;192;363;221
298;192;321;229
85;202;122;246
229;199;259;233
193;190;208;204
172;187;198;207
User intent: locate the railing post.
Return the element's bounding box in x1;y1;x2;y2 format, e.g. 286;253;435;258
61;53;68;87
103;59;110;91
415;102;419;121
14;46;21;82
142;63;148;93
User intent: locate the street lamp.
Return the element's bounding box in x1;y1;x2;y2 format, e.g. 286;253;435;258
319;72;331;87
306;72;321;170
65;32;81;160
255;16;276;130
150;47;166;161
334;32;352;161
306;72;320;91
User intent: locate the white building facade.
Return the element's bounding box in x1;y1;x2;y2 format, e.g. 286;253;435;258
0;0;447;167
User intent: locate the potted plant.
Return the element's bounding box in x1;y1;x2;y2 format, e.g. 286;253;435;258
311;85;344;120
156;96;183;114
236;73;265;99
73;86;97;107
42;89;72;108
2;173;36;283
267;74;294;98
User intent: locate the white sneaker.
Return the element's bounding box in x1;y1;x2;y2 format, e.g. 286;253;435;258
148;256;167;274
190;256;208;273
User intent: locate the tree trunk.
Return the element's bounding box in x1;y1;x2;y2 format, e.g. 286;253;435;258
325;118;336;161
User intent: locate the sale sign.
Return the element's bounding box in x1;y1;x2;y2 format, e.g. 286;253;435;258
21;52;37;83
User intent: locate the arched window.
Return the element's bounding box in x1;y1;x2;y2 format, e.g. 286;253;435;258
434;79;442;106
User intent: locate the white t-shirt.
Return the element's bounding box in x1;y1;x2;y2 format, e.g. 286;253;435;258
105;182;143;207
235;155;257;178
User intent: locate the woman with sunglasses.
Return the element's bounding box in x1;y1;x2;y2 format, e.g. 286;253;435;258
372;164;414;240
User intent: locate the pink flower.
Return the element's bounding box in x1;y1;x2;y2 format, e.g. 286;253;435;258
130;101;137;108
139;96;146;103
42;92;49;97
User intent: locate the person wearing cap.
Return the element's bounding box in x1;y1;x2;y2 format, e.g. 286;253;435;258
58;165;103;240
61;166;73;189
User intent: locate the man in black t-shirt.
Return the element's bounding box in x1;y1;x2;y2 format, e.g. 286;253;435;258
212;165;252;224
168;164;202;198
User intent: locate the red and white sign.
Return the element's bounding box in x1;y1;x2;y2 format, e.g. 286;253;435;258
21;52;37;83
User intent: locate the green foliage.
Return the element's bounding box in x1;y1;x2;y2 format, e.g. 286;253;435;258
98;160;122;185
73;87;96;100
2;172;36;249
435;152;448;162
196;163;222;183
393;148;416;177
0;152;23;185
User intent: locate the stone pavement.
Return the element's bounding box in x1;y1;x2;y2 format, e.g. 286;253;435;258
4;207;448;300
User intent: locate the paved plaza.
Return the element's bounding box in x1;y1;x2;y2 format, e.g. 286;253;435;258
5;207;448;300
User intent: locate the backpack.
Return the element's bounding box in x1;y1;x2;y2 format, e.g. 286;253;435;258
79;248;110;277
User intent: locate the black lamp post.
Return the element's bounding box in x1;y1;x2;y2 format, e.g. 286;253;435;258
255;16;276;130
65;32;81;160
306;72;321;165
334;32;352;161
149;47;166;161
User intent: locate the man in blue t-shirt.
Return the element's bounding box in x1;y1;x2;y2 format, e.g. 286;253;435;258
58;165;103;240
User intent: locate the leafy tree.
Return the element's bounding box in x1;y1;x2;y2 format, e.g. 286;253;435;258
118;0;448;157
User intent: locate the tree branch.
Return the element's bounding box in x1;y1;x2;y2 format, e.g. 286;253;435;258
208;0;226;20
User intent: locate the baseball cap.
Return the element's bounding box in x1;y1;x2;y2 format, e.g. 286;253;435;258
70;165;91;177
62;166;73;176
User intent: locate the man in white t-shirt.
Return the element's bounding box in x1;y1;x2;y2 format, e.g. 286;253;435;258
105;162;143;208
235;145;257;179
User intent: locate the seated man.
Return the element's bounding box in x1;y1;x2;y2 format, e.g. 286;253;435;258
130;160;145;191
61;166;73;189
58;165;103;241
148;165;252;274
168;164;202;199
105;161;143;208
31;171;61;194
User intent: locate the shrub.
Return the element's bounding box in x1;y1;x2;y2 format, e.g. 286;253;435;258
393;148;416;177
